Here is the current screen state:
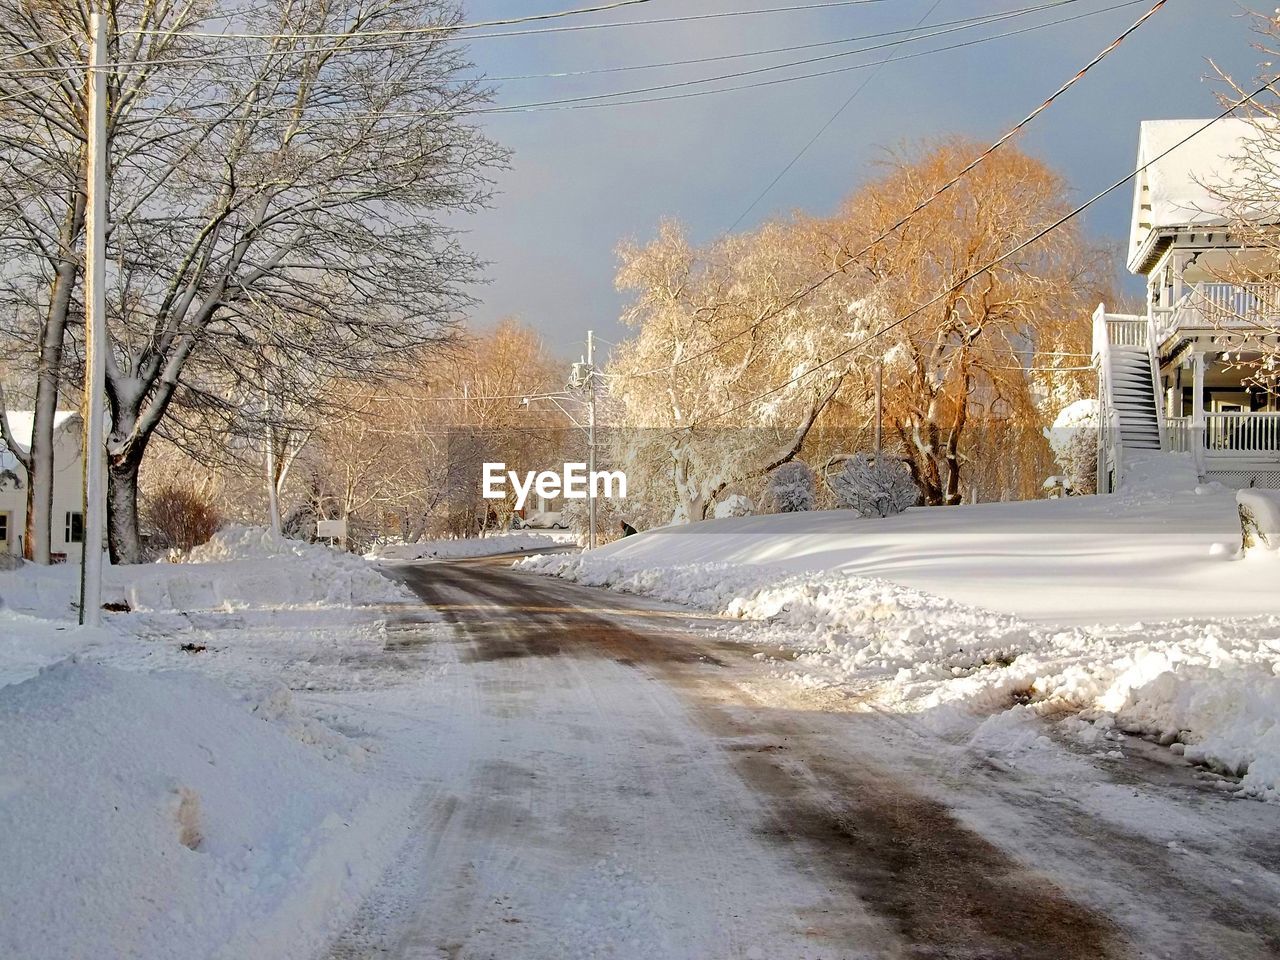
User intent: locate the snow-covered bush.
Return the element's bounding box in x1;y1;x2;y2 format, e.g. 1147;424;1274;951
1045;399;1098;496
762;461;815;513
827;453;918;517
282;503;317;542
712;494;754;519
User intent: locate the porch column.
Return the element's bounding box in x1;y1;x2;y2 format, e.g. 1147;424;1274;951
1191;351;1206;475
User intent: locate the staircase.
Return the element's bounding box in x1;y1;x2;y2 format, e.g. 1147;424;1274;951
1092;306;1165;493
1105;345;1161;452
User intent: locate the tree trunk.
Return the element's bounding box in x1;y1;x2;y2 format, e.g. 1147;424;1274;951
24;210;83;563
107;453;144;564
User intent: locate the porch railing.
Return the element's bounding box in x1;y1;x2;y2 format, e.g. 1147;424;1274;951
1165;416;1193;453
1166;412;1280;456
1205;412;1280;454
1171;282;1280;330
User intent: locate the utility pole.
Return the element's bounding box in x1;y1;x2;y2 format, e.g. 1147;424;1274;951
586;330;597;551
79;10;108;627
873;358;883;464
263;394;281;538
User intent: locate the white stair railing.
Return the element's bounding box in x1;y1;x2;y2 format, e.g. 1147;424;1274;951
1104;317;1148;347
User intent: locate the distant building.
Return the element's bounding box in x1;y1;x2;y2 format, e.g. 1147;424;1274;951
0;411;86;562
1095;119;1280;492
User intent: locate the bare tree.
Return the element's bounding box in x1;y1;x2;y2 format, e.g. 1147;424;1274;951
1;0;504;562
1208;17;1280;398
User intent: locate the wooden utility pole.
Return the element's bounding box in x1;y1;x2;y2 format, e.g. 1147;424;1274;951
586;330;597;551
79;10;108;626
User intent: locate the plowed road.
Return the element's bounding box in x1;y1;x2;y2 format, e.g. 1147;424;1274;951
327;556;1280;960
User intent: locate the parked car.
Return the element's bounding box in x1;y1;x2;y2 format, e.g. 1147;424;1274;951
514;510;567;530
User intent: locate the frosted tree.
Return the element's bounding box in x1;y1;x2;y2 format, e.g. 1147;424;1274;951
827;454;919;517
1207;17;1280;399
762;461;816;513
1044;400;1098;496
606;221;880;524
827;141;1109;505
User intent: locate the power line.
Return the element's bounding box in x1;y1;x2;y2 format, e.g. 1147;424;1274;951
122;1;1098;117
50;1;899;75
479;1;1077;82
726;0;946;234
606;0;1161;382
102;0;1074;86
126;0;661;40
690;84;1269;430
454;0;1148;115
127;0;889;42
177;0;1141;123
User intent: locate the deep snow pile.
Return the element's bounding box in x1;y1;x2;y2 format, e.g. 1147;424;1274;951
521;474;1280;799
0;660;410;960
368;531;565;561
536;456;1277;625
0;526;412;618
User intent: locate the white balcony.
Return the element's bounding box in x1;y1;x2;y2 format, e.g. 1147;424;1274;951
1162;282;1280;343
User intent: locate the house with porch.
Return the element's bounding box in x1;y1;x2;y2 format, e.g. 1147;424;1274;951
0;411;87;562
1094;119;1280;493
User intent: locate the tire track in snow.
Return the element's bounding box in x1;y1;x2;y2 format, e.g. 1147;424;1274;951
376;559;1126;959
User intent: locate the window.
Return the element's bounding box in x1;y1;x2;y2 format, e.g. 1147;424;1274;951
65;511;83;544
0;512;8;543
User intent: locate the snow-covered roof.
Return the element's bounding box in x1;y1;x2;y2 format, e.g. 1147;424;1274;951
0;410;80;473
1128;118;1275;274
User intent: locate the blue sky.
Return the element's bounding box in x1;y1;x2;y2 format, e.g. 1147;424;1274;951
455;0;1261;354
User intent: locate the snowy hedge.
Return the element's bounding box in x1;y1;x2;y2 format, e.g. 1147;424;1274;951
761;461;815;513
827;453;918;517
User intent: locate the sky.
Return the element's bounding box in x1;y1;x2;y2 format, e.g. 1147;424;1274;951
453;0;1262;356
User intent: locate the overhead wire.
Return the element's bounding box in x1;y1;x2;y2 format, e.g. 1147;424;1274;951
151;0;1144;122
725;0;946;233
476;0;1080;82
605;0;1163;382
125;0;890;41
689;84;1270;430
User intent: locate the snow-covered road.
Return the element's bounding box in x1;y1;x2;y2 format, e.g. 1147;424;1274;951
322;558;1280;959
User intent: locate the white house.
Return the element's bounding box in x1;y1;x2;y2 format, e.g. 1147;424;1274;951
1094;119;1280;492
0;411;87;562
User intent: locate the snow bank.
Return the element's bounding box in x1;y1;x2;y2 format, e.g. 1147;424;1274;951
0;659;411;960
521;490;1280;799
368;531;565;561
549;466;1275;625
0;526;411;618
